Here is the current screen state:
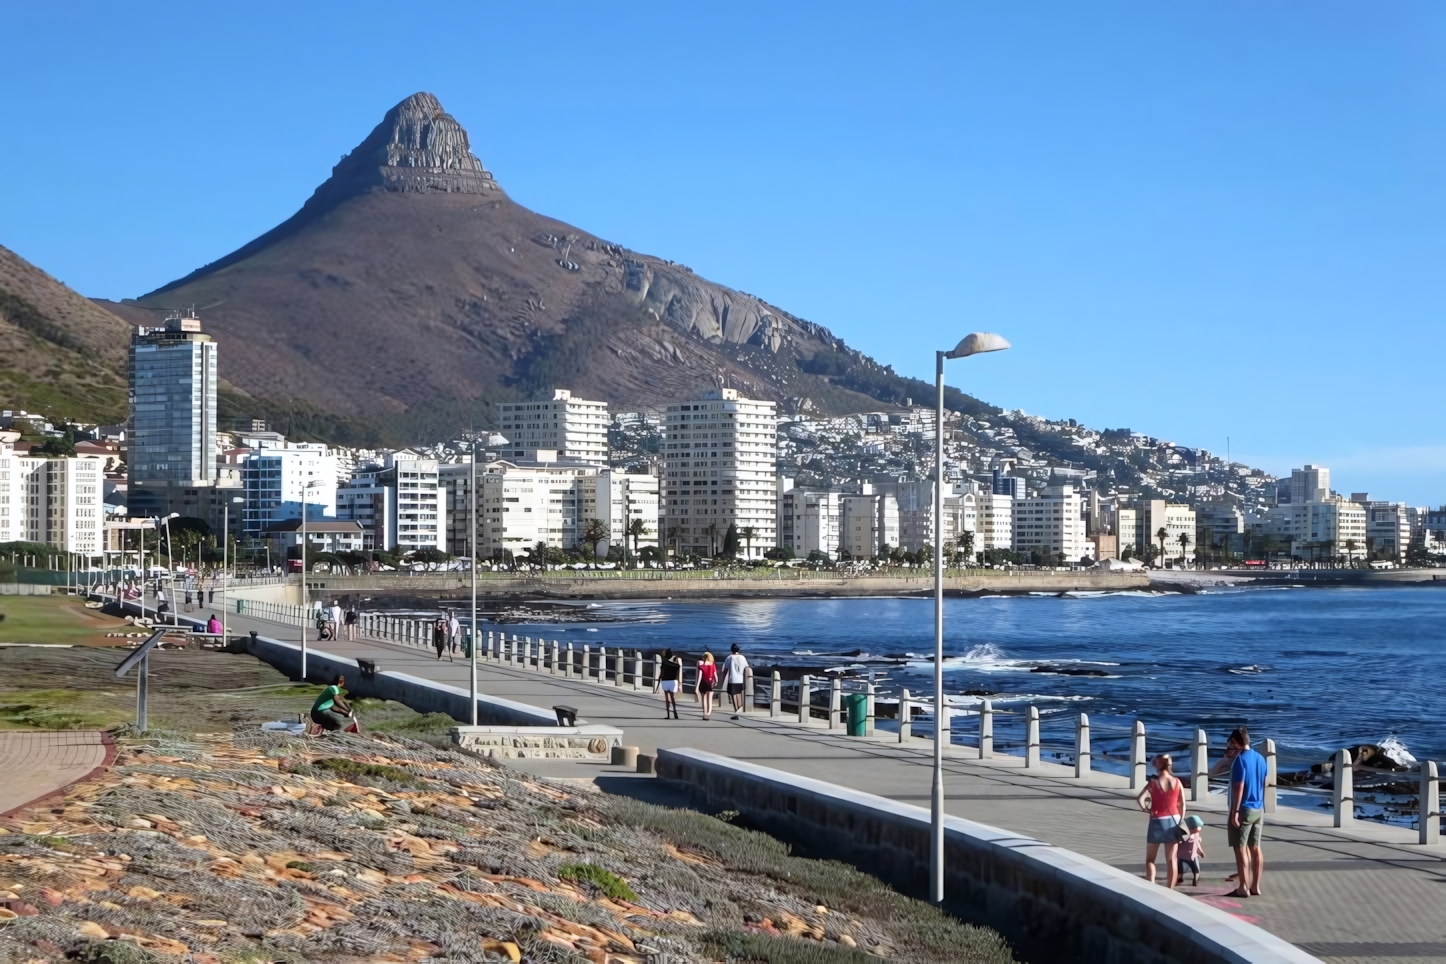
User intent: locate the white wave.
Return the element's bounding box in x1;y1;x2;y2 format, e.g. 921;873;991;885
1378;736;1418;767
1227;664;1268;675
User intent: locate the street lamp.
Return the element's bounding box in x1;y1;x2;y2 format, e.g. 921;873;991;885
299;479;325;680
160;513;180;626
221;496;243;645
470;433;509;725
931;331;1009;905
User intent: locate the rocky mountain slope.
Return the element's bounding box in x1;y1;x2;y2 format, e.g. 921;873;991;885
0;244;131;423
90;92;993;445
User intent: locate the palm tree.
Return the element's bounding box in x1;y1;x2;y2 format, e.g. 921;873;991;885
741;526;757;561
705;521;720;558
665;526;679;568
1344;539;1359;566
1177;532;1190;568
581;518;609;562
627;518;650;565
1156;527;1169;568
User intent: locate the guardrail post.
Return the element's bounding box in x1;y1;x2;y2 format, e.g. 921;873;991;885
653;654;662;692
1025;705;1040;768
565;641;574;678
583;644;592;680
1130;720;1147;789
631;651;642;691
742;667;753;713
978;699;992;759
1333;748;1354;828
1191;729;1208;802
829;678;841;730
1421;760;1440;845
613;649;624;687
549;640;559;674
1264;738;1277;813
798;675;811;726
899;689;912;742
866;682;875;736
770;671;781;717
506;634;515;666
1075;713;1090;777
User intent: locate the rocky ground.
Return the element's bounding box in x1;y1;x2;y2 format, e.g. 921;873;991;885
0;653;1015;964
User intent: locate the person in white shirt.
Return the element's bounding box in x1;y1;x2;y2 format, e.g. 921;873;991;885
722;644;750;719
446;610;462;655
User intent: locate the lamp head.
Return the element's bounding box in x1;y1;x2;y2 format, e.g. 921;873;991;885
946;332;1011;359
486;433;509;447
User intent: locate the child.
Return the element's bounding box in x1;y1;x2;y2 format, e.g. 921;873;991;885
1177;814;1206;886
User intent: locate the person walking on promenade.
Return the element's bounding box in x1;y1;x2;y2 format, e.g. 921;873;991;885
327;601;343;641
1136;752;1187;888
656;648;683;719
722;644;749;720
695;652;719;720
1227;726;1267;898
446;609;462;655
432;617;451;661
344;603;359;641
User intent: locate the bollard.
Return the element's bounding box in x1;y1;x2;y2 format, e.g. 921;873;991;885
613;650;623;687
507;634;516;667
549;641;558;674
1191;729;1208;802
632;651;643;692
611;745;640;769
1263;739;1278;812
770;671;781;717
829;678;841;730
565;641;574;678
1421;760;1440;846
866;682;876;737
978;700;992;759
798;676;811;726
743;667;753;714
1130;720;1146;790
1025;706;1040;768
1075;713;1091;777
653;654;662;691
597;646;607;682
635;753;656;775
583;644;592;680
899;689;912;743
1333;748;1354;828
527;637;536;669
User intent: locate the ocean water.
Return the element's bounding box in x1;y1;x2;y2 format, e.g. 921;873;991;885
440;585;1446;775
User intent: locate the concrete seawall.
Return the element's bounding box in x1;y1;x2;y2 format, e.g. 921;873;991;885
656;748;1318;964
299;569;1149;599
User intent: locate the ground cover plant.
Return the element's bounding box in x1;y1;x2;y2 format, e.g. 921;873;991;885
0;726;1016;963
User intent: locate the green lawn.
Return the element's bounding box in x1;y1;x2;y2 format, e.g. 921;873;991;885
0;593;134;646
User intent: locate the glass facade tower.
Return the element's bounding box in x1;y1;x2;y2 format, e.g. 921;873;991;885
127;311;218;516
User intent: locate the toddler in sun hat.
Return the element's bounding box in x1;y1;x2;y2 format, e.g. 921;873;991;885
1176;814;1206;886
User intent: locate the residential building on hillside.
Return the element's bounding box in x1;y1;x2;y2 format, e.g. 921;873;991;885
473;454;599;559
127;310;230;523
498;390;609;465
586;469;659;559
1289;465;1331;505
1260;499;1368;563
1012;485;1091;563
660;389;776;559
1352;496;1412;562
1116;507;1139;557
1195;502;1246;555
939;486;1013;554
870;480;937;552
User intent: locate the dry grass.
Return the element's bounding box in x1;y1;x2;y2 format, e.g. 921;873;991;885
0;727;1015;964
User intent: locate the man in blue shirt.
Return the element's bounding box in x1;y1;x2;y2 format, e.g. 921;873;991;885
1228;726;1267;898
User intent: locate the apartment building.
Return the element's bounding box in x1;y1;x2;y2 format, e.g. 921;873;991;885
474;455;599;559
240;442;338;538
1116;507;1139;556
335;452;443;553
1195;502;1246;555
0;432;104;555
776;480;845;559
839;491;900;559
498;390;609;465
869;480;937;553
660;389;776;559
1262;498;1368;563
1351;495;1412;562
1139;500;1197;565
1012;485;1091;563
942;487;1012;554
585;469;660;559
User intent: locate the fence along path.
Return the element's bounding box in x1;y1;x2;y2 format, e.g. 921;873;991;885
223;598;1446;960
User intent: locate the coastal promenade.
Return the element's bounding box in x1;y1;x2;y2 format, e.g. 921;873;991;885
151;599;1446;962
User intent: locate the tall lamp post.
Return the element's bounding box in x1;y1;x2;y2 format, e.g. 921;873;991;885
221;496;243;645
299;479;324;681
160;513;180;626
469;433;509;725
931;331;1009;905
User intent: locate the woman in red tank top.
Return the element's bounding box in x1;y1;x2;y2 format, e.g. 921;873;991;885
1135;753;1187;888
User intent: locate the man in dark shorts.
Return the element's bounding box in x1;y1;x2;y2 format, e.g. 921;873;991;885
722;644;750;720
1228;726;1267;897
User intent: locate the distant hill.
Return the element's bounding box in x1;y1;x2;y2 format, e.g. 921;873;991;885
0;244;130;424
90;92;994;446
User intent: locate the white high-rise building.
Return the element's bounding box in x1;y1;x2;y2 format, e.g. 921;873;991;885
1013;485;1092;564
586;469;660;560
498;390;609;465
1289;465;1331;504
240;443;338;538
470;455;599;559
1139;499;1197;565
942;487;1012;555
776;480;845;560
1354;497;1413;562
660;389;777;559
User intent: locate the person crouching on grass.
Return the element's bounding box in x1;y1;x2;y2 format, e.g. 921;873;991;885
310;674;353;732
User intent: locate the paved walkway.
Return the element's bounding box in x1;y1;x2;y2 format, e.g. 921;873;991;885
0;730;111;819
163;599;1446;963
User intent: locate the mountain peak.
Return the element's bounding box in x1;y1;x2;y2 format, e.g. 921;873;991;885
331;92;499;196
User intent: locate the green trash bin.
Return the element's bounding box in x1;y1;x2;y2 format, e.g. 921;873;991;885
844;693;869;737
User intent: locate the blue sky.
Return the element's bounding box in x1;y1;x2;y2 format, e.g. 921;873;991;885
3;3;1443;503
